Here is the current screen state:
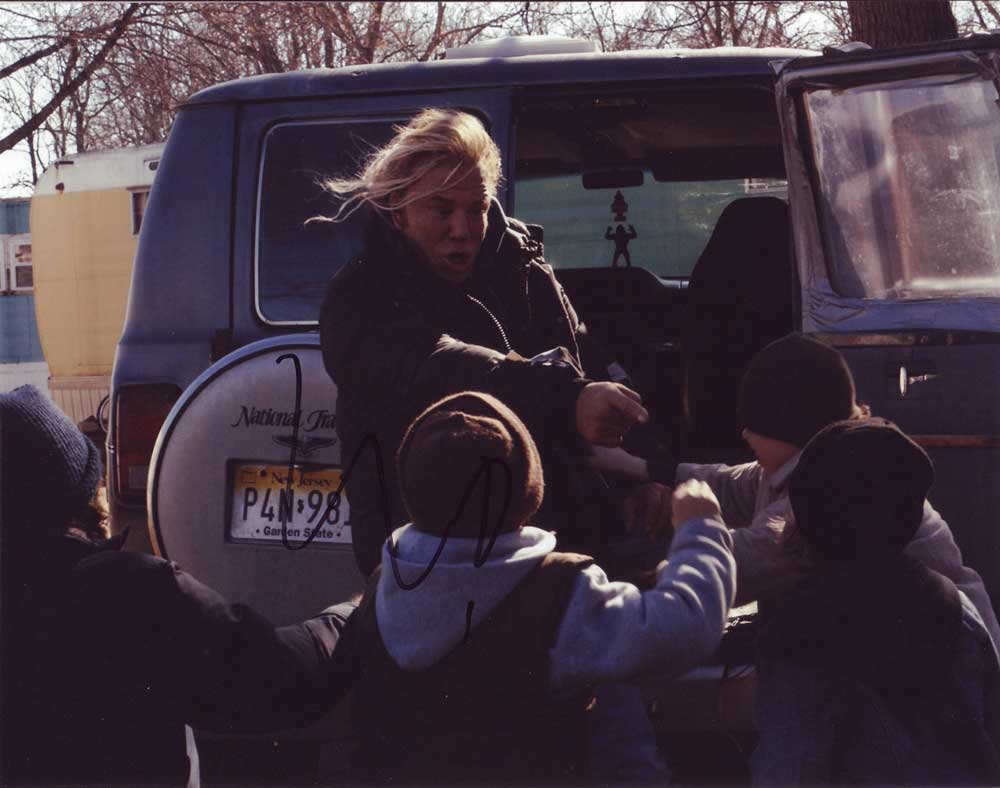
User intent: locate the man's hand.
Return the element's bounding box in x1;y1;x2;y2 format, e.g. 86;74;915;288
623;482;673;542
575;382;649;447
671;479;722;527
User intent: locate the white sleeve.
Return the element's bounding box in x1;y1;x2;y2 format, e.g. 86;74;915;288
730;500;811;606
675;462;762;528
906;501;1000;651
548;516;735;689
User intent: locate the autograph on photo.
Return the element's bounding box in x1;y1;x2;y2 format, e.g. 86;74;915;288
275;352;514;638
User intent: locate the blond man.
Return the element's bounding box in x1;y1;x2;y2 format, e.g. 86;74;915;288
319;109;659;577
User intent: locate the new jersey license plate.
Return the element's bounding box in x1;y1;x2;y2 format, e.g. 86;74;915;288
229;462;351;545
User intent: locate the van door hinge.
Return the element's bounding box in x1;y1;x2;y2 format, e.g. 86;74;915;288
210;329;233;362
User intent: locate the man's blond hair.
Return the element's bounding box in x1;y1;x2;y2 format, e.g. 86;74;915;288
315;108;501;222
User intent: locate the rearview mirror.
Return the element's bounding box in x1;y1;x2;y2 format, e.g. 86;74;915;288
582;169;644;189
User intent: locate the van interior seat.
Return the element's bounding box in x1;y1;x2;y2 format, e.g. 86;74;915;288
682;195;794;459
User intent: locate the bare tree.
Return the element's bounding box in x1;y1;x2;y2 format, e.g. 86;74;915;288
0;0;861;192
0;3;142;154
956;0;1000;34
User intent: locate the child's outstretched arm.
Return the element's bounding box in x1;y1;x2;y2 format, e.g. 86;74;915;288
549;481;736;689
675;461;762;528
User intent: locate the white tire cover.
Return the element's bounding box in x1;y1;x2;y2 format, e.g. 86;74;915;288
149;334;364;625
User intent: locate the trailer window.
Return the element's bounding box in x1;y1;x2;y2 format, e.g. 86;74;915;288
5;236;32;293
131;190;149;236
256;119;400;323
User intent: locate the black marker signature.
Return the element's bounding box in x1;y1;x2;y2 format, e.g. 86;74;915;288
276;353;514;596
275;353;304;551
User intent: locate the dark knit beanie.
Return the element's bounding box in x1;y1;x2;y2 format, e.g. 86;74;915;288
738;333;857;447
397;392;543;538
2;385;102;528
790;417;933;563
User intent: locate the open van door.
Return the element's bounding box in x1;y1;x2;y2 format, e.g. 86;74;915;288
775;34;1000;605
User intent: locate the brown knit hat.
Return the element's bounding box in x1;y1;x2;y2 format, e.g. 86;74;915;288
397;392;544;538
738;333;857;447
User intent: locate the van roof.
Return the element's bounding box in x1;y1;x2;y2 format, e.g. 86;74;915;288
184;46;817;106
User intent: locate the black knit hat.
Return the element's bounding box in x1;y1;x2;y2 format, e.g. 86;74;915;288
738;333;857;447
789;417;933;563
397;392;543;538
1;385;102;528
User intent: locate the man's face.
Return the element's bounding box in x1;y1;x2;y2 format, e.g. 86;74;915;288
742;428;799;477
392;162;489;284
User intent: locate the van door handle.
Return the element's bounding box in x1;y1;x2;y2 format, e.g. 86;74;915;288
896;362;940;398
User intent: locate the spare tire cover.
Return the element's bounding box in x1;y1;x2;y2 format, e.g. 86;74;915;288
149;334;364;625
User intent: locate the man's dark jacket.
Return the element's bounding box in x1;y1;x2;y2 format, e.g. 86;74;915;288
320;201;610;577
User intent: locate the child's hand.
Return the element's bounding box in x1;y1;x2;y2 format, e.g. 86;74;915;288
671;480;722;526
623;482;673;542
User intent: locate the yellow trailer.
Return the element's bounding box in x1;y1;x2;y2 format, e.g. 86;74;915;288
30;144;163;424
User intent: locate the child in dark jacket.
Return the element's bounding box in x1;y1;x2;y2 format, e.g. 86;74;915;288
1;385;353;785
348;390;735;785
752;417;1000;786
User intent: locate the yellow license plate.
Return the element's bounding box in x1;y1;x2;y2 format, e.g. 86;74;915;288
229;463;351;545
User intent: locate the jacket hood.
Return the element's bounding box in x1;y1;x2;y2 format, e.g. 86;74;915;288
375;523;556;671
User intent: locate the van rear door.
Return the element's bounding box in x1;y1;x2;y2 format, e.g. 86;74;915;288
775;35;1000;604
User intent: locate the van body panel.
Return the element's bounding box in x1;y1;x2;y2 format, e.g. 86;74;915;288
110;106;237;548
775;34;1000;602
118;105;237;345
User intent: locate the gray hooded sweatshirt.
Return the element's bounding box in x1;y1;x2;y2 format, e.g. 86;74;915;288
374;516;735;688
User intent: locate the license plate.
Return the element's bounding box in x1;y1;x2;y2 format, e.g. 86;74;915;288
229;463;351;545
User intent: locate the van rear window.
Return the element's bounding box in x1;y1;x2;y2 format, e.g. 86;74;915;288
513;86;787;278
515;174;786;276
256;120;399;323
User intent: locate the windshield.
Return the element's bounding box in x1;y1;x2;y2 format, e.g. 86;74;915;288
804;70;1000;299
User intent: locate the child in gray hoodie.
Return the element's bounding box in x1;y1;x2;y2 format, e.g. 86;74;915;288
348;391;735;785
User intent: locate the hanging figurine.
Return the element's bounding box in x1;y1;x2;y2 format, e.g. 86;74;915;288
606;190;637;268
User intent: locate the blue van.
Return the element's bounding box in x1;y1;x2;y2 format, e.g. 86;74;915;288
111;33;1000;639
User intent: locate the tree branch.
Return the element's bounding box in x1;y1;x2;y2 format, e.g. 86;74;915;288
0;4;140;155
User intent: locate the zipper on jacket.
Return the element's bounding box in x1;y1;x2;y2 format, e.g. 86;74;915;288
465;294;512;353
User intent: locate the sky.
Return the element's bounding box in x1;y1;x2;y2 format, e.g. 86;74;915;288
1;148;35;199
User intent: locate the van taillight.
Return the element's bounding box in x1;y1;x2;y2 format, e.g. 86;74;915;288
114;384;181;505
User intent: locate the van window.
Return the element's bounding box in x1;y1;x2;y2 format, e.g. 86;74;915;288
256;119;400;323
513;85;786;278
515;174;786;276
804;72;1000;298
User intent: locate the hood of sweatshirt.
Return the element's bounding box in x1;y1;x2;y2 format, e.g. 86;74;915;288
375;523;556;671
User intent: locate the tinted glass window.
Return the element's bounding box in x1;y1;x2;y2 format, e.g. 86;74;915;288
805;72;1000;298
514;86;786;278
515;174;786;276
257;120;399;322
